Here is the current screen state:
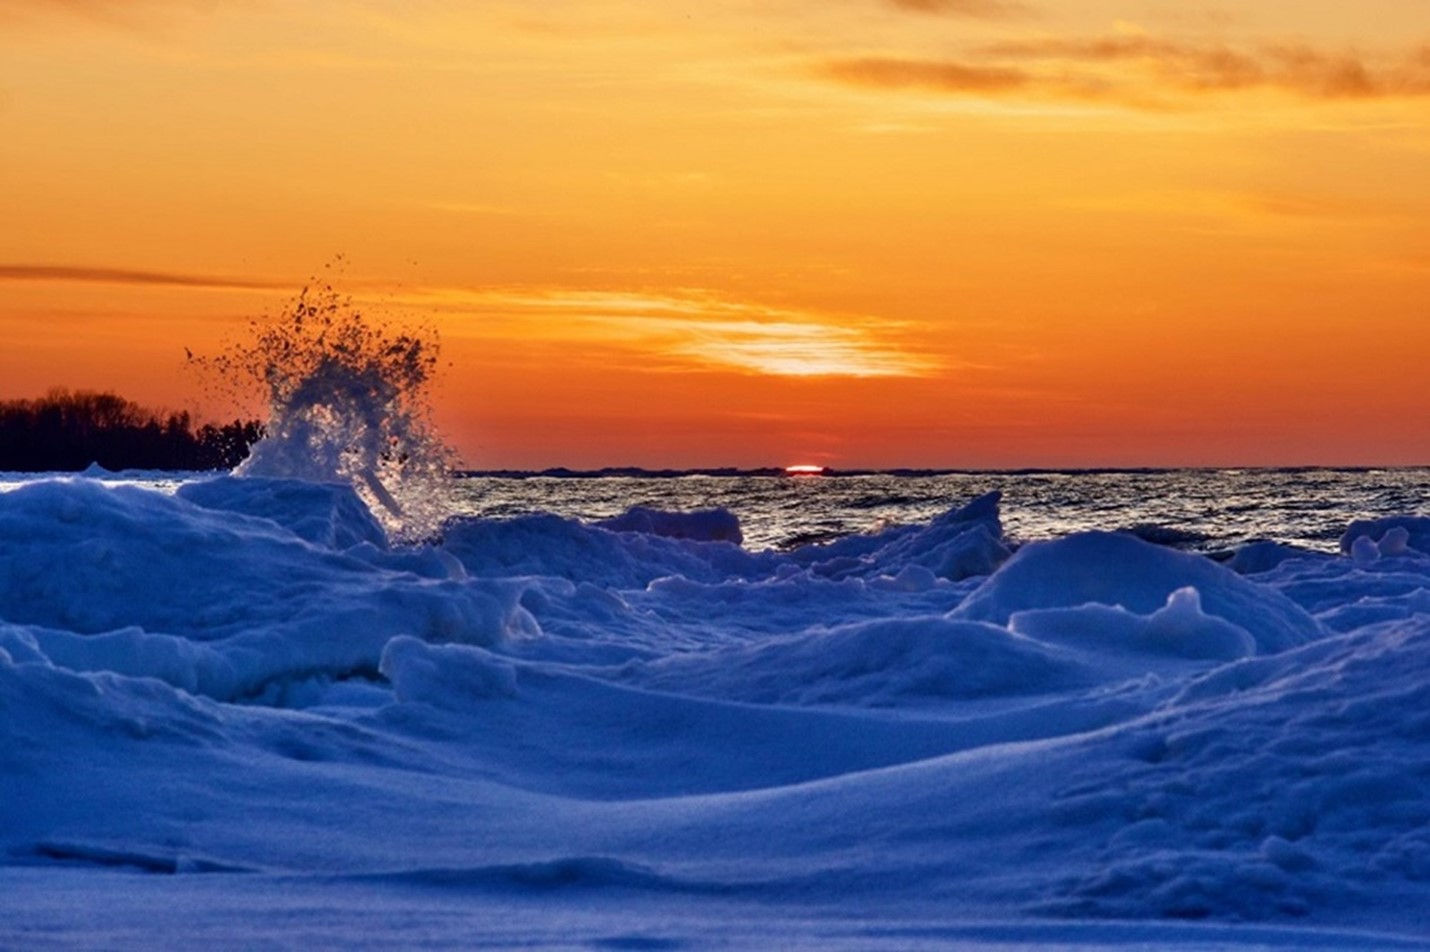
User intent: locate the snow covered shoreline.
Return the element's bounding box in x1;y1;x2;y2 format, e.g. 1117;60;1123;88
3;475;1428;947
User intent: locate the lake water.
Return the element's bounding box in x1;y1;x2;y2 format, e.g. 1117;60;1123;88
452;468;1430;553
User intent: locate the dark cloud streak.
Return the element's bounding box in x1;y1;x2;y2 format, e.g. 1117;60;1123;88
986;35;1430;98
0;264;284;291
884;0;1030;18
0;0;216;31
820;33;1430;105
821;57;1030;93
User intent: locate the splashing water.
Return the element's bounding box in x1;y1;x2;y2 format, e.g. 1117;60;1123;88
205;279;455;542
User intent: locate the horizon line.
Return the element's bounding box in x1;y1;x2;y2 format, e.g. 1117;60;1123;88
458;463;1430;477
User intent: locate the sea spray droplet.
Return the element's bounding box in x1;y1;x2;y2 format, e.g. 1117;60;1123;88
213;280;455;542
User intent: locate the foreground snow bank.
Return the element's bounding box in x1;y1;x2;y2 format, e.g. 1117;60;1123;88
2;477;1428;947
0;478;533;702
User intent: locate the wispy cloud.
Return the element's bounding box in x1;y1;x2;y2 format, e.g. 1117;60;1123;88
0;266;940;379
987;35;1430;98
822;57;1030;94
0;0;218;29
423;201;550;217
818;32;1430;107
417;288;944;379
0;264;283;291
883;0;1029;18
612;315;935;378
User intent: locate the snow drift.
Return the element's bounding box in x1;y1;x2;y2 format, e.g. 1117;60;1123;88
3;475;1429;948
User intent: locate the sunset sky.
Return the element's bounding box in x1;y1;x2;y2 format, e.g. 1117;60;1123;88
3;1;1428;468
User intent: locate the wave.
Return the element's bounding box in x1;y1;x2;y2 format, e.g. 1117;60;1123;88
200;277;453;542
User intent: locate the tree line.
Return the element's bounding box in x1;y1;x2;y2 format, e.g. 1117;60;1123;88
0;389;264;472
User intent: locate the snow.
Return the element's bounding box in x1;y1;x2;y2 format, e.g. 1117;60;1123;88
3;475;1429;949
178;475;388;550
595;504;745;544
952;531;1323;653
1341;516;1430;558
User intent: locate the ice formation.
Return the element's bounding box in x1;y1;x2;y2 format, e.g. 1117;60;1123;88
3;475;1429;948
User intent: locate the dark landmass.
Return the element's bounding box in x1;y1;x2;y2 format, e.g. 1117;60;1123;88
0;390;263;472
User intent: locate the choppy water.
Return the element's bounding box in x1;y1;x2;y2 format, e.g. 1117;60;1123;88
453;468;1430;553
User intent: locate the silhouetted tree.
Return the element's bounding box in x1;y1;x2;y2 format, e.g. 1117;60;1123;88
0;389;264;471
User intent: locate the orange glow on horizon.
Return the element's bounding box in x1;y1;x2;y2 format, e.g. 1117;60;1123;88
2;3;1428;468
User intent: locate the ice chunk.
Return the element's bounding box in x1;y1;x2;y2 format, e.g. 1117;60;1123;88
178;476;387;550
24;626;243;699
624;616;1090;705
791;491;1010;582
954;531;1321;653
1226;540;1327;576
1340;515;1430;558
443;513;776;588
1351;534;1382;564
0;479;533;702
1010;586;1256;662
1378;526;1411;557
594;506;743;545
379;635;519;704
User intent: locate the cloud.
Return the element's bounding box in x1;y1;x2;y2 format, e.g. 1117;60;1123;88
0;264;282;291
617;315;937;378
821;57;1030;94
417;288;944;379
0;0;215;17
883;0;1028;18
818;33;1430;106
988;35;1430;99
0;268;940;379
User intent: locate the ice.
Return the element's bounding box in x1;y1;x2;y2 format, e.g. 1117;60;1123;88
1228;540;1329;575
1341;516;1430;558
3;474;1429;948
177;475;388;550
789;490;1010;581
952;531;1323;653
621;616;1094;705
595;504;745;544
380;635;520;703
1009;586;1257;663
0;478;531;702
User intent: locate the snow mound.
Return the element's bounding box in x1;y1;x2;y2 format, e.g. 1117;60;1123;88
443;513;775;588
1340;516;1430;559
0;478;533;702
594;506;744;544
1010;586;1257;662
177;475;387;550
624;616;1091;705
380;636;519;704
1037;619;1430;922
790;491;1010;582
1227;540;1328;575
953;531;1322;654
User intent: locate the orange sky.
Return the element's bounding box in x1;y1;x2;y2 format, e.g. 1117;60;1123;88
2;0;1428;468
